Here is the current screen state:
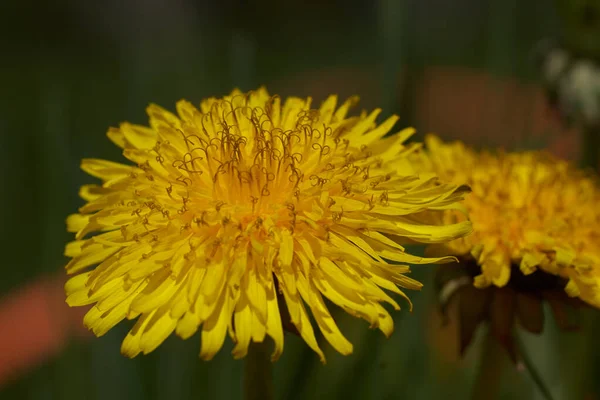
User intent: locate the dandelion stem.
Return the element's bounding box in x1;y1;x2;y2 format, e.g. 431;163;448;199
243;341;273;400
471;331;505;400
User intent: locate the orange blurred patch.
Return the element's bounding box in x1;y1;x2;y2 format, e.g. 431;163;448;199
414;66;581;160
0;274;90;387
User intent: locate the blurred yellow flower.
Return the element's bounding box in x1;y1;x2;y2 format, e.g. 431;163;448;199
64;88;471;362
422;135;600;308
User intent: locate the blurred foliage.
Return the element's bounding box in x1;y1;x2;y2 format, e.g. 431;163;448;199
556;0;600;57
1;0;598;399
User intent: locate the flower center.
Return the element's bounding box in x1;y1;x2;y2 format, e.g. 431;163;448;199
154;103;375;243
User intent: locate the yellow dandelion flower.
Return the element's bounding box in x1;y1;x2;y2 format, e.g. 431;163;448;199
64;88;472;362
417;135;600;359
420;134;600;308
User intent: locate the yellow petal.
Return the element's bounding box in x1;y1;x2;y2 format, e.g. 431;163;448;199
175;310;201;340
80;158;135;182
84;296;131;337
300;278;353;355
333;96;359;121
64;240;85;257
246;267;268;330
65;244;120;274
66;214;89;233
278;229;294;267
373;303;394;337
232;296;252;359
318;95;338;124
345;109;381;141
519;252;544;275
140;307;178;354
354;115;400;147
197;263;227;321
66;275;123;307
200;289;233;361
121;311;156;358
121;122;157;149
78;184;109;201
265;284;284;361
481;257;511;287
131;268;180;314
565;279;580;297
147;104;182;131
107;127;127;148
278;281;323;358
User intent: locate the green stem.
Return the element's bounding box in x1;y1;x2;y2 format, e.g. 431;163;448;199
471;331;505;400
243;341;273;400
515;335;555;400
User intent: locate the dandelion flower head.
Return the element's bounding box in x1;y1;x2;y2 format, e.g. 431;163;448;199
420;135;600;308
64;88;472;361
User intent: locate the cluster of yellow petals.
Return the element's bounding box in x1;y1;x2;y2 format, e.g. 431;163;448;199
419;135;600;308
64;88;471;362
